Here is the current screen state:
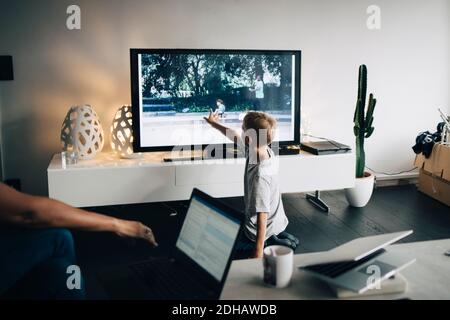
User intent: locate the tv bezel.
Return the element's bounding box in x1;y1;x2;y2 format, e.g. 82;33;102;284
130;48;301;153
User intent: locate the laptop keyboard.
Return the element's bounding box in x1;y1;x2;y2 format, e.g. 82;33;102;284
129;258;211;299
302;249;385;278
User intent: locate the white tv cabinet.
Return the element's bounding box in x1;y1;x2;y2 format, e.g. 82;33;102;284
47;150;355;208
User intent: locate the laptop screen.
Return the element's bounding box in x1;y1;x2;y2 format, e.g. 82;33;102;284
176;195;241;281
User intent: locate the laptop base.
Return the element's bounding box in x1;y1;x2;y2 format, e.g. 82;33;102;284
329;273;407;298
97;257;215;300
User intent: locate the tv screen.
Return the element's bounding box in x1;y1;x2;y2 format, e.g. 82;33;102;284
130;49;301;152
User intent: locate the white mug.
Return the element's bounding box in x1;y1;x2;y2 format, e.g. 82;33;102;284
263;245;294;288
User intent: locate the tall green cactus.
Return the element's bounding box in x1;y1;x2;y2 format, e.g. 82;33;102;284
353;65;376;178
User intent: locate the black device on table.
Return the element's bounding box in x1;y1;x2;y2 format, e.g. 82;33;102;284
163;146;245;162
278;144;301;155
301;140;351;155
98;188;244;300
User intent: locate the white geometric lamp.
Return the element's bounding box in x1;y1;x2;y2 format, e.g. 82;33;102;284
60;105;105;160
110;105;139;158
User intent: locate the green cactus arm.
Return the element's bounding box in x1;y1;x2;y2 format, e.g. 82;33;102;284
366;94;376;123
353;99;361;124
354;99;364;137
365;116;374;130
358;65;367;109
364;94;376;138
365;126;375;138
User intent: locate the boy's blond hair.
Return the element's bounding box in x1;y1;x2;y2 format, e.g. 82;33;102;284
243;111;277;146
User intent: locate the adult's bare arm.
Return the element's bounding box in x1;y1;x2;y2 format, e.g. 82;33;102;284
0;183;157;246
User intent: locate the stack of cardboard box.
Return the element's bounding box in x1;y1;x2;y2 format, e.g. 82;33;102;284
414;143;450;206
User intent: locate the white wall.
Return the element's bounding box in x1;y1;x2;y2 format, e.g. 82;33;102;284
0;0;449;195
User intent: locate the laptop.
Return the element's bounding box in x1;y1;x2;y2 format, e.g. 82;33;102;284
298;230;416;293
99;188;243;299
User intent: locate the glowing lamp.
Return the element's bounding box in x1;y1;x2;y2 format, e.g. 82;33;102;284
60;105;104;160
110;105;139;158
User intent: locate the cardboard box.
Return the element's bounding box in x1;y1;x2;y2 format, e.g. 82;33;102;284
414;144;450;206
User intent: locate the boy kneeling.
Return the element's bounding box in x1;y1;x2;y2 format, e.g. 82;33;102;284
204;110;299;258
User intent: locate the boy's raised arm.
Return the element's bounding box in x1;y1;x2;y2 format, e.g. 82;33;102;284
204;109;242;145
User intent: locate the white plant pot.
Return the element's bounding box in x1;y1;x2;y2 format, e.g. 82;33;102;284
345;172;375;207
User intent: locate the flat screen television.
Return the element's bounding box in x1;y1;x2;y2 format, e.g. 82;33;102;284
130;49;301;152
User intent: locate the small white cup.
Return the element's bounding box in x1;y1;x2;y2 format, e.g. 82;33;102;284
263;245;294;288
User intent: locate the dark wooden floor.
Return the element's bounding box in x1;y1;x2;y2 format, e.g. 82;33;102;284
74;184;450;298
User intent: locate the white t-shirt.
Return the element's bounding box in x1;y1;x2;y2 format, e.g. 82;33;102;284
243;147;288;241
255;80;264;99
